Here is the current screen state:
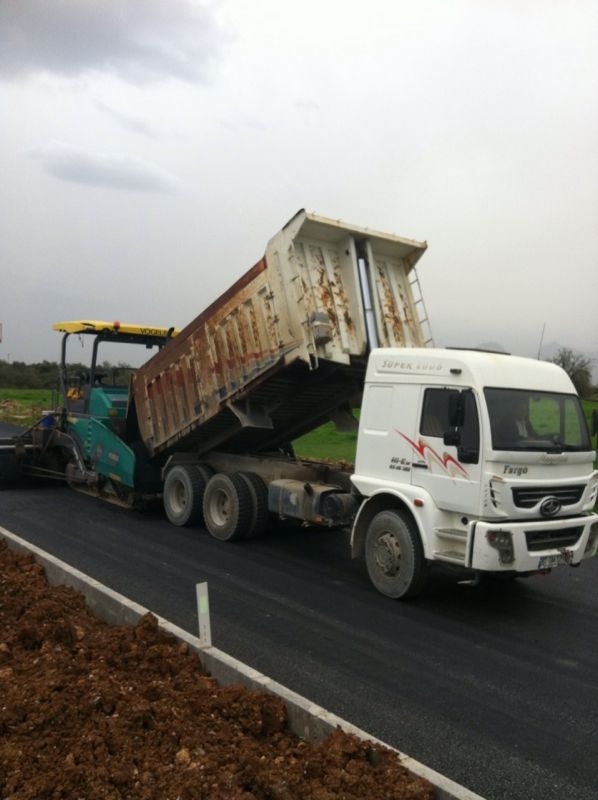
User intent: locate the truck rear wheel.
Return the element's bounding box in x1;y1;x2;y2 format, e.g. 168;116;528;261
365;510;429;599
163;465;208;527
203;473;252;541
235;471;269;538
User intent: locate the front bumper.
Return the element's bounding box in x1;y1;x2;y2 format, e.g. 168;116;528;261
470;514;598;572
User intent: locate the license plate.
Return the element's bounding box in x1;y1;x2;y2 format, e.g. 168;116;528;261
539;551;573;569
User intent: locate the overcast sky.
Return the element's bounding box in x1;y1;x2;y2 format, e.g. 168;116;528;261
1;0;597;368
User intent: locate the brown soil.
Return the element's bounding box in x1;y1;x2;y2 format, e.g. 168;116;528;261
0;540;433;799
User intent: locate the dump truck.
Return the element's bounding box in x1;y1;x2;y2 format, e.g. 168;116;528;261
1;209;597;598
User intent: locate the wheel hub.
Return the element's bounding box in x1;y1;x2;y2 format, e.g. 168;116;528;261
374;532;402;577
212;490;230;525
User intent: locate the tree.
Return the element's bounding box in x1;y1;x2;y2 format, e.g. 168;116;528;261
550;348;593;397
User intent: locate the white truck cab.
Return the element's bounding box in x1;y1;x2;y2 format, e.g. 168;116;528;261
351;348;598;598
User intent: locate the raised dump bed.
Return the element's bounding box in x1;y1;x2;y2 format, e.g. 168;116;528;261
131;209;429;458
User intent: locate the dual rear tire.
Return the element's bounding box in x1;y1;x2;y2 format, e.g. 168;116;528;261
163;465;269;540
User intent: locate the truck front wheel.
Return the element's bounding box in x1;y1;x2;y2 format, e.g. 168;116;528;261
365;510;429;599
163;465;208;527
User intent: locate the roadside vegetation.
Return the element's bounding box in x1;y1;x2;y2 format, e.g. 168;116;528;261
550;347;594;397
0;389;54;427
294;419;358;463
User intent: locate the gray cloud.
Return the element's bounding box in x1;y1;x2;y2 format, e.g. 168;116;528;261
0;0;228;84
27;141;182;193
220;112;268;132
293;98;322;112
95;100;160;139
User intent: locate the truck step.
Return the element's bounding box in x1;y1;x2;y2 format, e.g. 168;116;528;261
432;550;466;564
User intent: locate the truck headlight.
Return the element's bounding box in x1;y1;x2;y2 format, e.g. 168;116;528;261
486;529;515;564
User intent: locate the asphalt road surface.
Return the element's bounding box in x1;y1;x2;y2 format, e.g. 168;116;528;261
1;480;597;800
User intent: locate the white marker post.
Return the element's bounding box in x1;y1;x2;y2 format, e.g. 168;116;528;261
195;582;212;648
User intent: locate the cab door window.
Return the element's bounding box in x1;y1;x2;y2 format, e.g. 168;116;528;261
421;389;450;436
421;388;480;463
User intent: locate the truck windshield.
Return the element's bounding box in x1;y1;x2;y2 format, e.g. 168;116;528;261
484;388;591;452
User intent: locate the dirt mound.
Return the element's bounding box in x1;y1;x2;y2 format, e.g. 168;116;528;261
0;540;433;799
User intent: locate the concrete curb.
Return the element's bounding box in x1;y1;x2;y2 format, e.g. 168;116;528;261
0;526;485;800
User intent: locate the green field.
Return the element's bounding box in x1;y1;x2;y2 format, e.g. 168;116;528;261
0;389;54;427
293;420;358;463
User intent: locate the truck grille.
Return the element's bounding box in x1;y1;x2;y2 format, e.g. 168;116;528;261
525;527;584;551
512;485;585;509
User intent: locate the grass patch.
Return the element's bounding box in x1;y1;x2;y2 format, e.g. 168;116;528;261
0;389;54;427
293;421;357;464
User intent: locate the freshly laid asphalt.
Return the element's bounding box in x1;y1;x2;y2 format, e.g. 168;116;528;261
1;472;597;800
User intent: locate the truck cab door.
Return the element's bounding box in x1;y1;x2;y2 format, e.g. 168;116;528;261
410;387;482;515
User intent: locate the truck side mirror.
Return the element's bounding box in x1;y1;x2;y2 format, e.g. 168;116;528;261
444;430;461;447
592;409;598;437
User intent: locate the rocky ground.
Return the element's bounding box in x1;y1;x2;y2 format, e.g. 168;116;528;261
0;539;433;799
